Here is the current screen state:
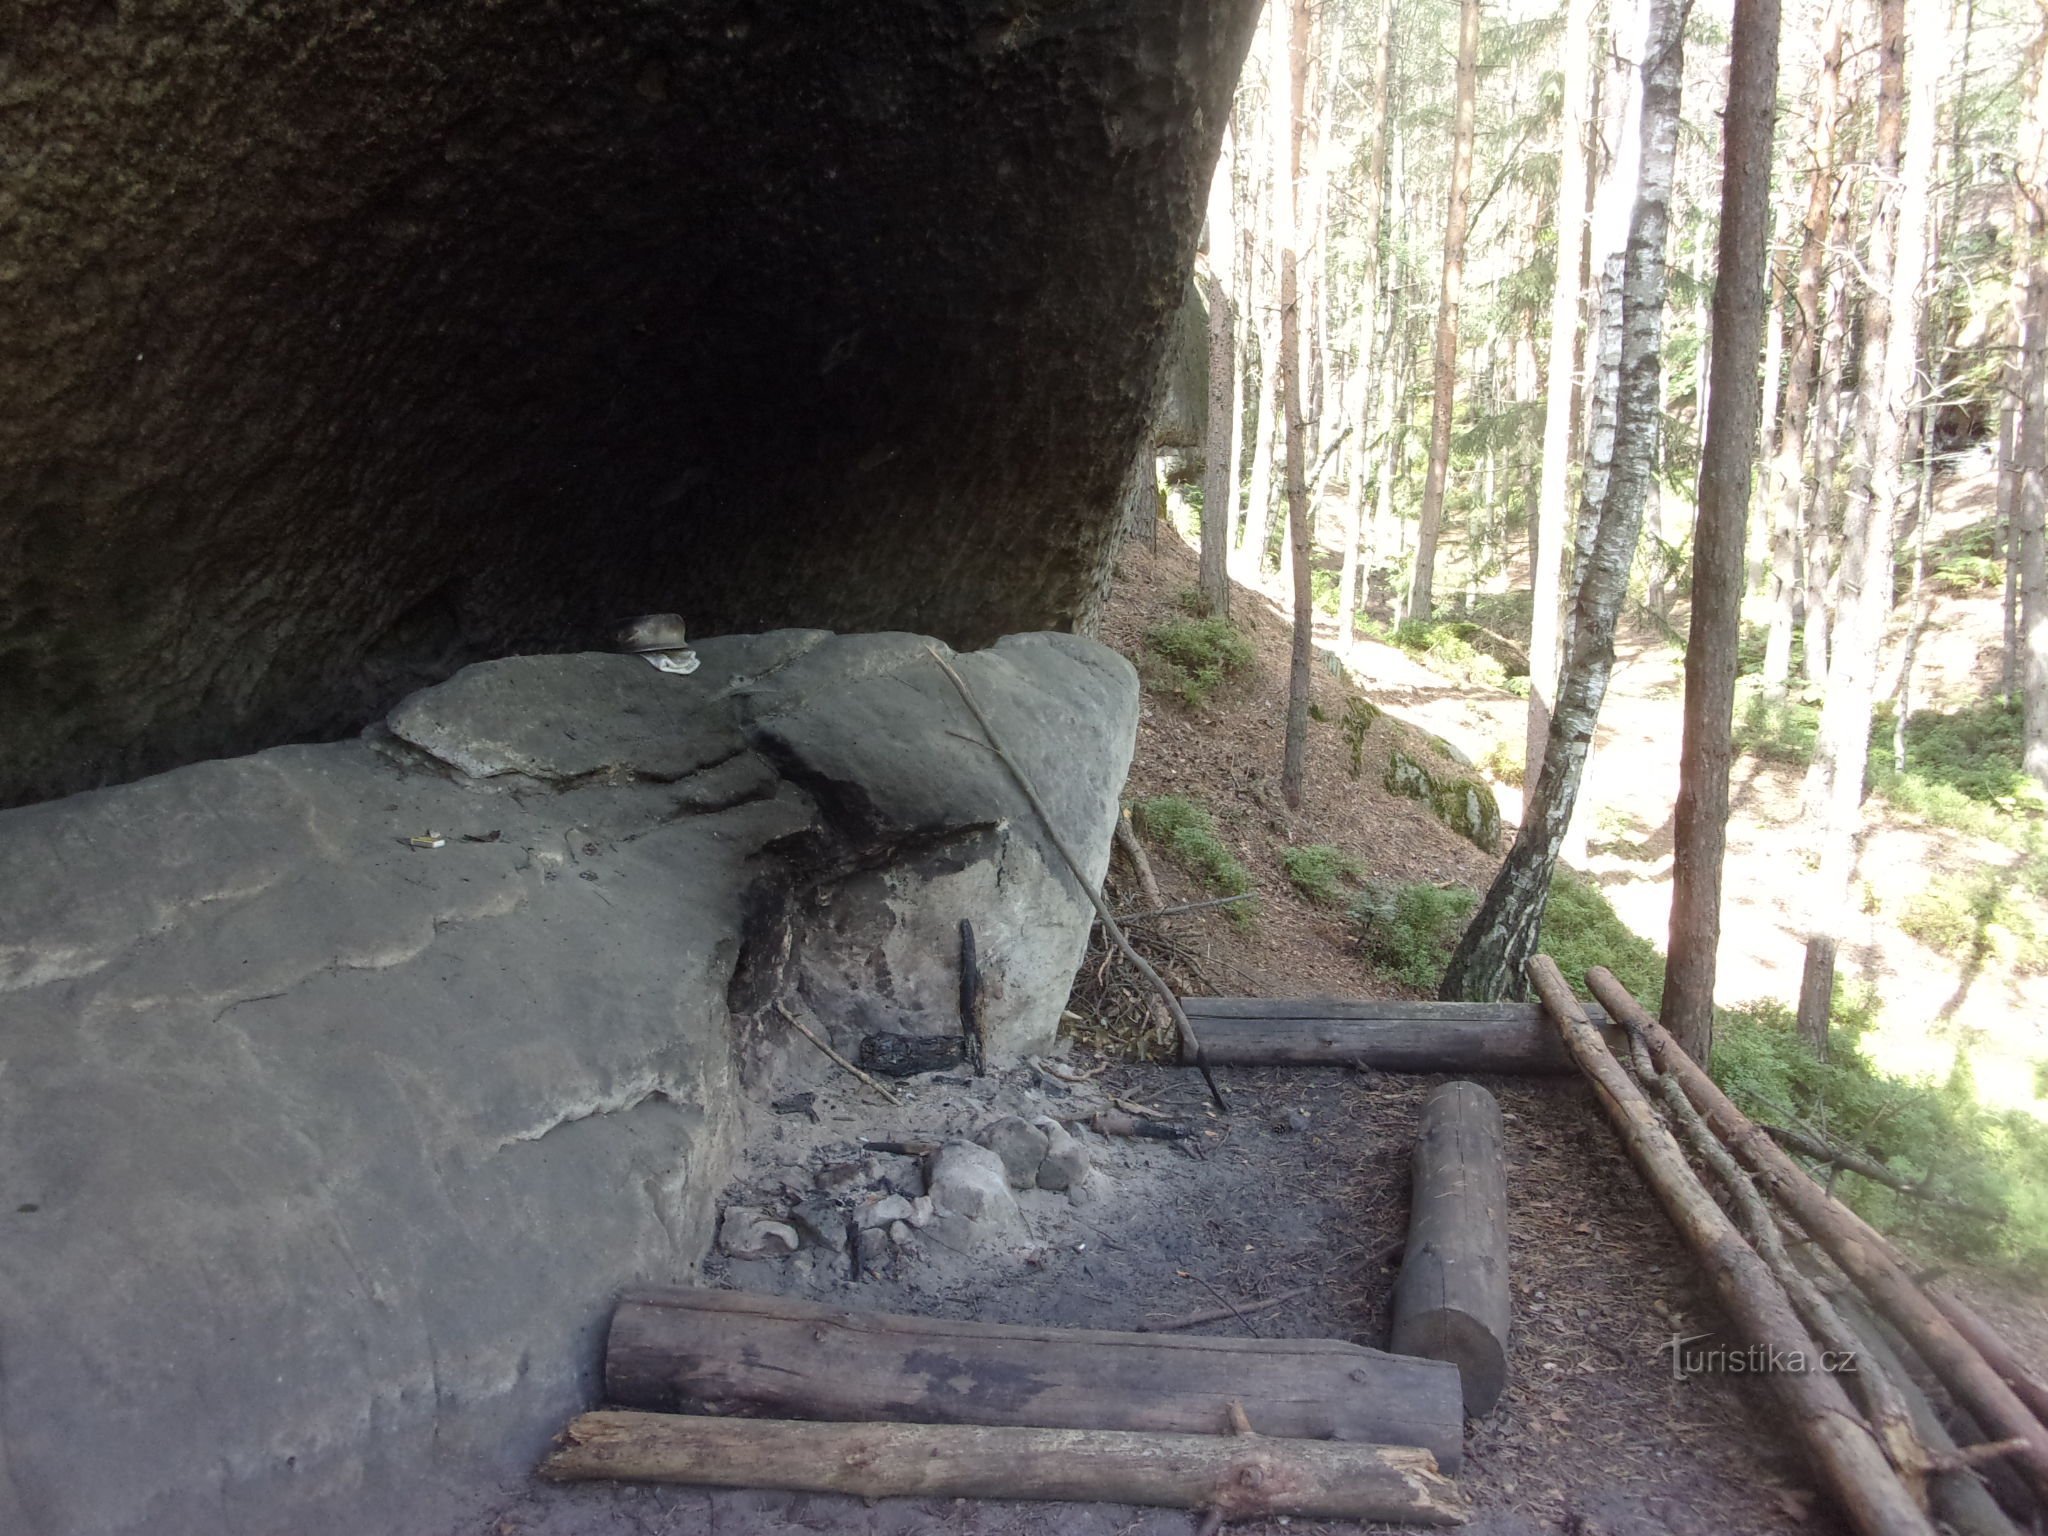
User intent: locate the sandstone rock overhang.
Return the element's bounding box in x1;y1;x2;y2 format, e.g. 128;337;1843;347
0;629;1138;1536
0;0;1259;808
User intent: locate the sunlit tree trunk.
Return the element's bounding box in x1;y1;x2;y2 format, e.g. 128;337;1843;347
1527;0;1596;786
1797;0;1943;1051
2019;18;2048;794
1406;0;1479;623
1337;0;1395;645
1280;0;1314;809
1662;0;1781;1063
1440;0;1689;1001
1763;2;1845;699
1239;0;1286;581
1200;127;1238;618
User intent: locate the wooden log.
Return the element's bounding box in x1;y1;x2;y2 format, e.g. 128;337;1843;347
1584;965;2048;1507
606;1287;1466;1473
1391;1081;1512;1415
1529;957;1937;1536
541;1411;1471;1525
1181;998;1609;1073
1832;1291;2025;1536
1927;1289;2048;1430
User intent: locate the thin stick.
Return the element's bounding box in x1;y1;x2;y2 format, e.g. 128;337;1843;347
773;1002;903;1106
925;647;1228;1111
1137;1284;1316;1334
1115;891;1260;923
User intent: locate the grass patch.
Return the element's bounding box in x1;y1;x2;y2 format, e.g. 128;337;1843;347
1283;844;1364;907
1132;796;1256;920
1145;616;1256;709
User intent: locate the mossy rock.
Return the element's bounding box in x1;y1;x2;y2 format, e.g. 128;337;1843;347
1383;747;1435;802
1384;746;1500;852
1430;776;1502;853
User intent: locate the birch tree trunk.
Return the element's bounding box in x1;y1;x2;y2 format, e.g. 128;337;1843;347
1763;3;1846;700
1796;0;1943;1050
1200;127;1238;619
1406;0;1480;624
1527;0;1597;786
1662;0;1781;1062
1440;0;1690;1001
1281;0;1314;809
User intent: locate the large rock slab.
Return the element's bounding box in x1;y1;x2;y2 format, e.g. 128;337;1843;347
0;630;1136;1536
0;0;1260;810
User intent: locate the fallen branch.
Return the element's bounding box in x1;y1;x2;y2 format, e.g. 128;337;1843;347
1762;1123;2005;1224
774;1002;903;1106
540;1411;1470;1525
1115;891;1260;923
1585;966;2048;1508
1135;1283;1316;1334
1531;957;1937;1536
926;647;1227;1111
1113;811;1164;910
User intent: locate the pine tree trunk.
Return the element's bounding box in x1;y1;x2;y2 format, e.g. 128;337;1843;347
1804;195;1854;691
1281;0;1314;809
1527;0;1596;786
1764;10;1845;700
1662;0;1781;1063
1406;0;1479;623
1797;0;1942;1051
1440;0;1690;1001
1201;129;1238;618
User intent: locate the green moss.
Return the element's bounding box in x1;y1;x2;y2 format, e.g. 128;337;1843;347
1283;844;1363;907
1899;873;2048;976
1341;697;1381;778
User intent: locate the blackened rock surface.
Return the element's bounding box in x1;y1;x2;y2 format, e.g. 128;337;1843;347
0;0;1260;808
0;628;1134;1536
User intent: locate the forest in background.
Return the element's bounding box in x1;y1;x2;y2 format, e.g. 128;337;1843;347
1177;0;2048;1048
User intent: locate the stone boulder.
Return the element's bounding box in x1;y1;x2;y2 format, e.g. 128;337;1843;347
0;628;1135;1536
1383;745;1502;853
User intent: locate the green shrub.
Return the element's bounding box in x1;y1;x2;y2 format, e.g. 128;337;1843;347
1350;882;1478;989
1132;796;1256;918
1732;690;1820;767
1538;869;1667;1007
1714;999;2048;1266
1479;736;1523;787
1899;873;2048;976
1145;617;1257;709
1283;844;1363;907
1389;620;1512;690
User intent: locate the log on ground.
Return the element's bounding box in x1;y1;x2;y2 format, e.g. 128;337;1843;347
1584;965;2048;1508
1391;1081;1512;1415
1529;956;1936;1536
606;1286;1465;1473
541;1411;1472;1525
1181;997;1611;1072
